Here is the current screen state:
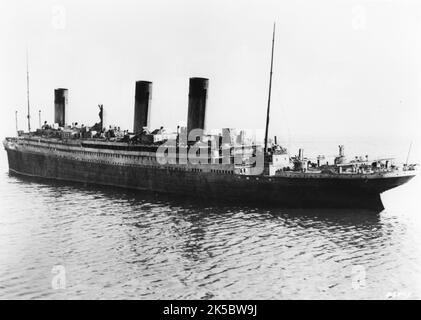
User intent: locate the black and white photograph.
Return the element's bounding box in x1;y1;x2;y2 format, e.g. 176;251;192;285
0;0;420;303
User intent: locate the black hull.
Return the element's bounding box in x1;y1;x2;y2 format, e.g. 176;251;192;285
5;149;414;210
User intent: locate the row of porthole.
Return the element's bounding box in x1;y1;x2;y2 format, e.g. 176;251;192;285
210;169;234;175
26;149;230;176
36;146;158;164
25;143;156;160
23;150;242;176
167;167;209;173
237;176;265;181
71;157;165;170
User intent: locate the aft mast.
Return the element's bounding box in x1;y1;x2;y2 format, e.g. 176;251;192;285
26;49;31;133
264;23;275;155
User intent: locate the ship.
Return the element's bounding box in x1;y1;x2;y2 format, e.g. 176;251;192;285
3;25;417;210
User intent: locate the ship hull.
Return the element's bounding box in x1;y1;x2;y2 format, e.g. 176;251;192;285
5;148;415;210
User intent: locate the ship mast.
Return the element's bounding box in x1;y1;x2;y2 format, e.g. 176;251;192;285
264;23;275;154
405;141;413;166
15;110;18;135
26;49;31;133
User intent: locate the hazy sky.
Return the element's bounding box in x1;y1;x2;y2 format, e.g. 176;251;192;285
1;0;420;155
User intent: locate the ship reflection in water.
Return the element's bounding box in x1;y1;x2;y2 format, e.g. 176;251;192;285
0;171;420;300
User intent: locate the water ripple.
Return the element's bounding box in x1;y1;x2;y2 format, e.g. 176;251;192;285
0;165;420;299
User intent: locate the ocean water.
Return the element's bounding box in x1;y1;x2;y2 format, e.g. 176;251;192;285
0;145;420;300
